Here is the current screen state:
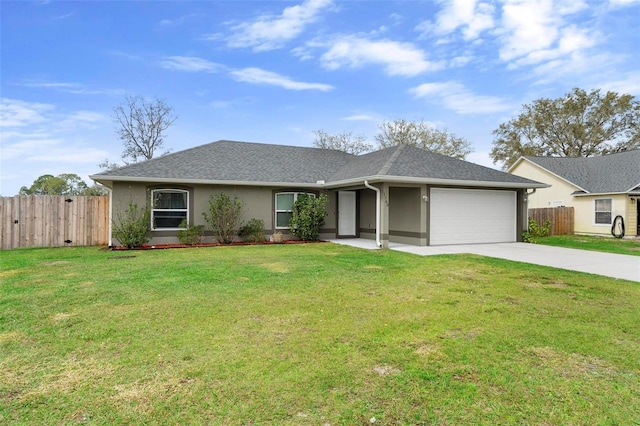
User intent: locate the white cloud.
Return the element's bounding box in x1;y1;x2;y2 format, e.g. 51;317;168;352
158;14;199;27
160;56;224;72
417;0;496;41
319;35;443;76
225;0;334;51
600;74;640;96
229;67;334;91
410;81;514;114
342;114;377;121
0;99;114;195
27;147;108;163
17;80;125;96
0;98;53;127
497;0;592;64
608;0;640;6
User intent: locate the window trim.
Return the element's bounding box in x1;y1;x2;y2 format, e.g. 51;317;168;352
594;198;612;226
151;188;189;231
275;191;315;229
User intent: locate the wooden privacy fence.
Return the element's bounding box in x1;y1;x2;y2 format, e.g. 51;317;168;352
0;195;109;250
528;207;574;236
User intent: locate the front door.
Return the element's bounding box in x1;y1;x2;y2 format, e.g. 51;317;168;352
338;191;357;237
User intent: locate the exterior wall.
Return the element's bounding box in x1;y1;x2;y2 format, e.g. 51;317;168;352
389;186;425;245
111;182;336;245
359;188;377;241
510;161;578;208
573;194;629;236
626;198;638;237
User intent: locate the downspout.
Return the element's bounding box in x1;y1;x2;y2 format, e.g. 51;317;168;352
106;187;113;247
364;180;382;248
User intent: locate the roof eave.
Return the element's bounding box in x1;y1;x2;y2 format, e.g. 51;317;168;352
324;175;549;189
573;190;640;197
89;175;324;189
91;174;549;190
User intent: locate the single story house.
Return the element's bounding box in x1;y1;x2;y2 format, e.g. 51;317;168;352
90;140;547;247
508;150;640;237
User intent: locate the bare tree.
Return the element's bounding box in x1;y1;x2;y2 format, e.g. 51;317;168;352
375;119;473;160
312;130;373;155
113;95;177;165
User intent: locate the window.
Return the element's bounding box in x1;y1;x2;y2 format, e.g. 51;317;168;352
151;189;188;230
275;192;314;229
594;198;612;225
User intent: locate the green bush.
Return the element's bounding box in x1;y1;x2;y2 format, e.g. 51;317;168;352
523;218;551;243
289;193;328;241
202;193;243;244
238;218;265;243
112;201;151;248
177;220;204;245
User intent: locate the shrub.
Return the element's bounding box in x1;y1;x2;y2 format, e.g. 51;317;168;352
523;218;551;243
177;220;204;245
289;193;328;241
202;193;243;244
238;218;265;243
112;201;151;248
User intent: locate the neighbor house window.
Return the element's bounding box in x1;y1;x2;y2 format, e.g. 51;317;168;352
275;192;314;229
151;189;188;230
594;198;612;225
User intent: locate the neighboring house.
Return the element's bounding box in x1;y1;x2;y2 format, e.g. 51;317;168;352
90;140;546;247
509;150;640;237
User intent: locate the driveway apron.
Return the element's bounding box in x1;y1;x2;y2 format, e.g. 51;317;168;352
390;242;640;282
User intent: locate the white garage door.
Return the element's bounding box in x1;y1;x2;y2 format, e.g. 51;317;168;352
430;188;517;245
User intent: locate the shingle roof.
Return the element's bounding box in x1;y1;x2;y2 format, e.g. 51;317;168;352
91;140;543;188
330;144;541;185
523;149;640;194
93;140;354;183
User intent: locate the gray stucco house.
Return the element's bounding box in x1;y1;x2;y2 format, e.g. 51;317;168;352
90;140;546;247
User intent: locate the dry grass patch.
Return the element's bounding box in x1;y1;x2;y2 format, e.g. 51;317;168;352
260;261;289;273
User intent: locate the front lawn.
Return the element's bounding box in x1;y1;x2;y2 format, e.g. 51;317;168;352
537;234;640;256
1;244;639;425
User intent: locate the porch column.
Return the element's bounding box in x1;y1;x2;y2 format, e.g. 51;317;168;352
380;182;390;248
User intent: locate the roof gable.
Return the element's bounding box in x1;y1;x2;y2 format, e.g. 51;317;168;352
522;150;640;194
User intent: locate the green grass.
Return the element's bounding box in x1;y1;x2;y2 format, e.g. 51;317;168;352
537;234;640;256
1;244;639;425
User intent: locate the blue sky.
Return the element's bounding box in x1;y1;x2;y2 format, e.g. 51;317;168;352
1;0;639;195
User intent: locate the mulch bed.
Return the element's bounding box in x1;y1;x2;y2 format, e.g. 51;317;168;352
111;240;327;251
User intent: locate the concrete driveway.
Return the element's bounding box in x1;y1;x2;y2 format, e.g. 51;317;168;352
330;239;640;282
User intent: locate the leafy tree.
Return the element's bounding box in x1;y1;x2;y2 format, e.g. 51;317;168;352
312;130;373;155
289;193;328;241
375;119;473;159
20;173;85;195
202;193;243;244
490;88;640;169
82;184;109;196
19;173;107;196
110;94;177;166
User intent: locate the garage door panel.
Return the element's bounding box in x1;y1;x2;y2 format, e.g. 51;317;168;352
430;188;516;245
